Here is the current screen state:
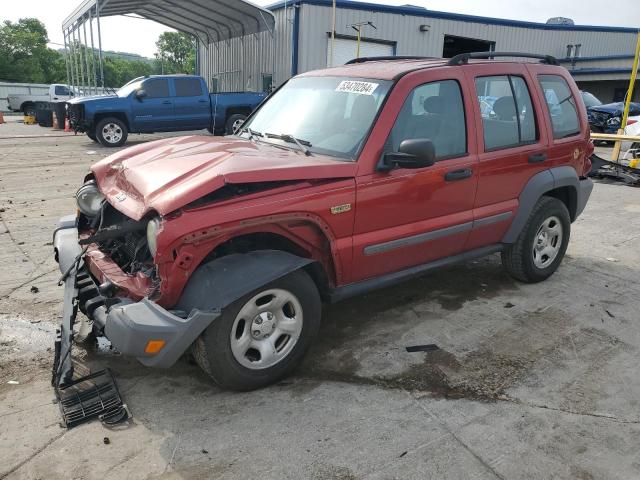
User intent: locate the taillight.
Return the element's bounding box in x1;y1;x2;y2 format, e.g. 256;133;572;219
583;142;594;176
628;119;638;125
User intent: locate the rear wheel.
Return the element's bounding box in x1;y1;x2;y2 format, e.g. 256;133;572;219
192;269;321;391
501;196;570;283
225;114;247;135
95;117;128;147
23;103;36;117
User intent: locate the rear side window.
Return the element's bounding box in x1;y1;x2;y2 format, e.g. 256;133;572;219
475;75;537;151
538;75;580;139
55;85;71;96
143;79;170;98
389;79;466;160
175;78;203;97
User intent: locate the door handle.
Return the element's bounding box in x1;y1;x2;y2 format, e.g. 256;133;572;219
53;97;59;100
162;100;172;105
444;168;473;181
528;153;547;163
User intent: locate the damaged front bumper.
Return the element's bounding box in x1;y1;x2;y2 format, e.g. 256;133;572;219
53;216;219;382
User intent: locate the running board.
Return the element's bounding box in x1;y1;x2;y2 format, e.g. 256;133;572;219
328;244;503;303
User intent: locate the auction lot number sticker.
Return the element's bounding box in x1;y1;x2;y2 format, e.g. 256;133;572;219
335;81;379;95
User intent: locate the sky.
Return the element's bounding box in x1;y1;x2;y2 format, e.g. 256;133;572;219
2;0;639;58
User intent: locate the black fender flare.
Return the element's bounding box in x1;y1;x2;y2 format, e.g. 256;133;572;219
176;250;313;312
502;166;585;244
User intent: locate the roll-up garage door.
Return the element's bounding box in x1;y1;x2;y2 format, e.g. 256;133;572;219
327;37;394;67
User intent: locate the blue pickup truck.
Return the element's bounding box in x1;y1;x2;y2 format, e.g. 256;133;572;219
66;75;267;147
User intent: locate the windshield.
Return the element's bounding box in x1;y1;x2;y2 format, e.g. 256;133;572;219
581;91;602;108
240;76;393;160
116;79;144;97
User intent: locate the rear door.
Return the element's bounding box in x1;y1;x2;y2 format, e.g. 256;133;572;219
131;78;174;132
172;77;211;130
350;69;479;283
531;67;589;175
464;64;550;250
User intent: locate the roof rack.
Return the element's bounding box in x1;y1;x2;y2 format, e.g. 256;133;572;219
448;51;559;66
345;56;436;65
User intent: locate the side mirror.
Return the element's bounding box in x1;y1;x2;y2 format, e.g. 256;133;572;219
135;89;147;100
378;139;436;171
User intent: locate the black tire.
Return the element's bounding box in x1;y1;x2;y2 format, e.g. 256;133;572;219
631;142;640;159
192;269;321;391
87;131;99;143
95;117;128;147
22;103;36;117
501;196;571;283
225;113;247;135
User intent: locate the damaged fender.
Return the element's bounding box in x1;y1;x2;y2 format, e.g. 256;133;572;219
108;250;312;368
177;249;313;312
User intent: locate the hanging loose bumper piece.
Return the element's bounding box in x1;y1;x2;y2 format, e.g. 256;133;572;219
588;154;640;186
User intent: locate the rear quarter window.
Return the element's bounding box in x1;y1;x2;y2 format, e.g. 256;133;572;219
538;75;581;139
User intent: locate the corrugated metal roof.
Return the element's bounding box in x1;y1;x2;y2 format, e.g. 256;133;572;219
63;0;275;43
267;0;640;33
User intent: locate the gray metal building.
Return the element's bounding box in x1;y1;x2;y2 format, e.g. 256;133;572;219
198;0;640;102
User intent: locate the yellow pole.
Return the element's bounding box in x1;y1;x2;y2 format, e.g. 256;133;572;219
330;0;336;66
612;31;640;162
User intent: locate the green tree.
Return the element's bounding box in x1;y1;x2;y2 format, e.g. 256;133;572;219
0;18;65;83
155;32;195;74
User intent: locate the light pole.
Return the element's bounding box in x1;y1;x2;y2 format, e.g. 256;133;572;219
348;21;376;59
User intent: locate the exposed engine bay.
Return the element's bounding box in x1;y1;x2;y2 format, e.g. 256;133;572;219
79;202;154;277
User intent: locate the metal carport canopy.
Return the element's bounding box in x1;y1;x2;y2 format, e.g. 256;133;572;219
62;0;276;44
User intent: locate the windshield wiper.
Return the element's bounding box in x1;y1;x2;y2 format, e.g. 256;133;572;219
239;127;263;141
265;133;313;156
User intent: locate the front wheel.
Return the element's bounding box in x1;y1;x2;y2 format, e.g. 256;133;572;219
192;269;321;391
95;117;128;147
501;196;570;283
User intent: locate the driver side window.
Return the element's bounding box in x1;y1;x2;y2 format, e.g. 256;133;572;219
142;79;170;98
389;80;467;160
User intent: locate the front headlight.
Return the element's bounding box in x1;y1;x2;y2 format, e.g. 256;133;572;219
147;217;161;257
75;181;105;216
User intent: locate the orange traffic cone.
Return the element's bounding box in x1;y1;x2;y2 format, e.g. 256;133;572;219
0;111;5;124
52;112;59;130
64;117;72;132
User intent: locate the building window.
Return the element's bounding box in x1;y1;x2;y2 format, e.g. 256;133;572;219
538;75;580;139
442;34;495;58
262;74;273;93
475;75;538;151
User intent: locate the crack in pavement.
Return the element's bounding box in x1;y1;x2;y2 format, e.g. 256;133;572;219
502;396;640;424
0;430;66;479
0;216;42;274
0;267;57;301
0;402;53;419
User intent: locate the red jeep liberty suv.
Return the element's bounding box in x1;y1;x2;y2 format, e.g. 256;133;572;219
53;53;593;391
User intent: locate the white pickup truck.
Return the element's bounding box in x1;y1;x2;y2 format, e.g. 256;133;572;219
7;84;75;116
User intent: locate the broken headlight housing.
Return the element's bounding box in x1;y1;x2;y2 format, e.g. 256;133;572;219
146;217;161;257
75;181;104;217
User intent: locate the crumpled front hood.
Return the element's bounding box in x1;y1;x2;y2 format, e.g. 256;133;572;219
92;135;357;220
588;102;640;115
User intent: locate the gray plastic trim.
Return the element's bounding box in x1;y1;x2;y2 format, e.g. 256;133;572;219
177;250;313;312
364;222;473;256
502;167;590;244
105;299;219;368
